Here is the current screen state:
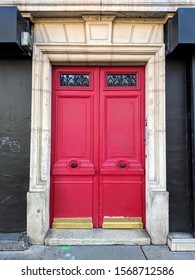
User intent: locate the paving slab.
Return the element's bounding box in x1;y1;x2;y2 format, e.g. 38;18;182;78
0;244;195;260
142;245;195;260
43;245;146;260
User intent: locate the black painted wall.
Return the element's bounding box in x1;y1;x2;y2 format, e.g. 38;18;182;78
166;56;192;232
0;59;31;232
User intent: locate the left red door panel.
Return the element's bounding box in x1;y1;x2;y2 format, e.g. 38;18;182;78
51;67;99;228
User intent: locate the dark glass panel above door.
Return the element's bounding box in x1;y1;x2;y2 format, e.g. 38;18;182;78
107;74;136;87
60;74;90;87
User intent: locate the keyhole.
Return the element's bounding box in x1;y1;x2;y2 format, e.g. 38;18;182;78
119;161;126;168
70;161;77;168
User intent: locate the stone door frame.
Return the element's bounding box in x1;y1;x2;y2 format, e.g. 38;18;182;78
27;18;168;244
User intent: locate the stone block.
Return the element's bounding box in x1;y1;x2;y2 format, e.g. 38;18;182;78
0;233;28;251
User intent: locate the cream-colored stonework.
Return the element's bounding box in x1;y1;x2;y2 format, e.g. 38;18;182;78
34;18;163;45
0;1;195;13
26;16;168;245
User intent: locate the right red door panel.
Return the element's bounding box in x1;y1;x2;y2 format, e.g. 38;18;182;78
99;67;145;228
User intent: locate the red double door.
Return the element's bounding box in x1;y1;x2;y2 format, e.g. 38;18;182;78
51;67;145;229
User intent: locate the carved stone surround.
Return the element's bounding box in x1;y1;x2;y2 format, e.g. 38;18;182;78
27;16;168;245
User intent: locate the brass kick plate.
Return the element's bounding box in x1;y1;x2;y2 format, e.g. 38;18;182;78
102;217;143;229
52;218;93;229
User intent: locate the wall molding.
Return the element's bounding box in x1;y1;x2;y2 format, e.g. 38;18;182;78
0;1;195;12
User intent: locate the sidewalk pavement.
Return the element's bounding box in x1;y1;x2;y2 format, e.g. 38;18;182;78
0;233;195;260
1;244;195;260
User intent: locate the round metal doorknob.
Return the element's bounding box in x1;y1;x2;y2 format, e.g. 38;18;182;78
119;161;126;168
70;161;78;168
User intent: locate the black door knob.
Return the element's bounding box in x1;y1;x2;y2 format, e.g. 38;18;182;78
70;161;77;168
119;161;126;168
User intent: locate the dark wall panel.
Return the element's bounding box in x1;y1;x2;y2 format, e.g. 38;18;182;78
166;57;191;232
0;59;31;232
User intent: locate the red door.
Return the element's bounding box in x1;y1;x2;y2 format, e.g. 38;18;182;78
51;67;145;229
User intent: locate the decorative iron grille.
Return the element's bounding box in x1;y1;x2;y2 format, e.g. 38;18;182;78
60;74;89;87
107;74;136;87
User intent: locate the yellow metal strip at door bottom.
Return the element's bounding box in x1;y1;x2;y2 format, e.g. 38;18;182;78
102;217;143;229
52;218;93;229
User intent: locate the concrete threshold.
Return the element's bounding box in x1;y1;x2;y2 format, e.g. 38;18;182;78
45;228;151;246
168;232;195;251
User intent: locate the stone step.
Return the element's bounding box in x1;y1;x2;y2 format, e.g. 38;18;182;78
168;232;195;251
45;228;150;246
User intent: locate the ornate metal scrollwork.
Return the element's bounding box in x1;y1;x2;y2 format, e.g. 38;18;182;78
60;74;89;87
107;74;136;87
